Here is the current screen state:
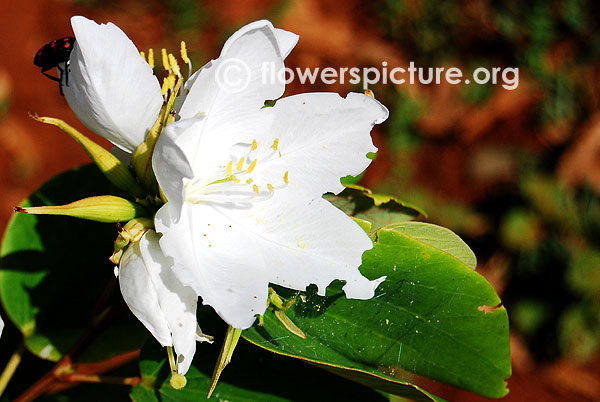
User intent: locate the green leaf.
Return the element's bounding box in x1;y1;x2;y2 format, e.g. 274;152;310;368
131;330;389;402
386;222;477;269
243;223;510;399
328;184;425;231
0;164;148;362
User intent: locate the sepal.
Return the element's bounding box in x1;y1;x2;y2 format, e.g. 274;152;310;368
32;115;146;199
15;195;147;223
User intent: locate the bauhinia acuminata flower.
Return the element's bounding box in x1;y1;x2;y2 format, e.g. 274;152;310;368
152;23;389;329
41;14;388;374
46;16;299;375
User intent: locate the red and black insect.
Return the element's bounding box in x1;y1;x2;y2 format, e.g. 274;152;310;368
34;37;75;96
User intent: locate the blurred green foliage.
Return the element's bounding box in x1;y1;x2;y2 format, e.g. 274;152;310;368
374;0;600;363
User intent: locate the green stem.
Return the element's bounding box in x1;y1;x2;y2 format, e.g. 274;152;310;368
208;326;242;398
0;341;25;397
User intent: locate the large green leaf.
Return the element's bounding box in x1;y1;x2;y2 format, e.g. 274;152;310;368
328;184;425;231
0;164;148;362
131;325;389;402
386;222;477;269
244;222;511;398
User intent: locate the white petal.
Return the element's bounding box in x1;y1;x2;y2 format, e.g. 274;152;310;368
154;108;271;194
196;325;214;343
152;118;198;216
64;16;163;152
250;92;388;196
178;20;285;124
221;20;298;60
155;203;269;329
119;237;173;347
119;231;200;374
139;231;200;375
180;21;297;96
0;315;4;339
274;27;299;59
211;190;383;299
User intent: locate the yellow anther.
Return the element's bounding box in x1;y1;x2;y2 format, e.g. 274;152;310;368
247;159;257;174
161;75;172;96
251;139;258;151
267;184;274;194
233;176;240;183
140;51;146;61
253;184;260;194
236;157;245;172
148;48;155;69
161;73;176;96
226;160;233;176
161;48;170;71
364;89;375;98
246;178;253;184
283;171;289;184
271;138;279;151
168;53;181;76
180;41;189;64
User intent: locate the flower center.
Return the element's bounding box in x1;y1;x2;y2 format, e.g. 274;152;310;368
184;138;289;207
140;41;191;98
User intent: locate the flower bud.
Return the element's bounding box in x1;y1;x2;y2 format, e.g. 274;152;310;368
32;115;146;199
15;195;147;223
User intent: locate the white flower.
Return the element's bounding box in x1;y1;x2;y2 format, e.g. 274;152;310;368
59;15;299;372
118;230;211;375
60;14;388;333
152;23;389;329
62;16;297;153
63;16;163;152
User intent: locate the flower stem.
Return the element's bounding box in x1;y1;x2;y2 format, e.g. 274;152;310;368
14;302;124;402
64;373;142;386
0;341;25;397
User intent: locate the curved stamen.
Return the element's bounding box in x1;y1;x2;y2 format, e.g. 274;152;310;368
184;138;288;207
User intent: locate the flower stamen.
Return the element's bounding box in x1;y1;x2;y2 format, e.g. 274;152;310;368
236;157;245;173
168;53;181;77
271;138;279;151
148;48;155;69
180;41;189;64
180;41;192;78
247;159;257;174
161;48;170;72
161;73;177;97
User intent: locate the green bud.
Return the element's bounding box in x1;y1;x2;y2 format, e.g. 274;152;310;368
15;195;147;223
32;115;146;200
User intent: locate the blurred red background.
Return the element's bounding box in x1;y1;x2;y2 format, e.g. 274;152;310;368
2;0;600;400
